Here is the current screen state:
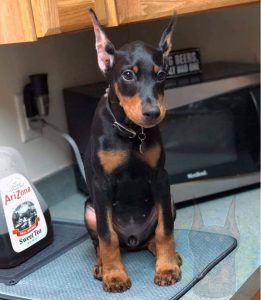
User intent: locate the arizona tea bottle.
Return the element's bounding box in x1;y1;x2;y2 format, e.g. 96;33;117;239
0;147;53;268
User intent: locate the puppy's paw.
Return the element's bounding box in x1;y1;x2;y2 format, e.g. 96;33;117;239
93;264;102;281
154;265;181;286
103;270;131;293
176;253;183;266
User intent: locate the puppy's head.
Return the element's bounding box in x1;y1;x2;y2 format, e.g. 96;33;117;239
89;9;176;128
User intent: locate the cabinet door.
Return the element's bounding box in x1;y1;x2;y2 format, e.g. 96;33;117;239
0;0;37;44
31;0;107;38
113;0;259;24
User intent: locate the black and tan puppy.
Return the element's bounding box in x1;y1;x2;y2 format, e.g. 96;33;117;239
84;9;181;293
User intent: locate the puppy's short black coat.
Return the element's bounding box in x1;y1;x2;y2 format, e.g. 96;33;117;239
84;9;181;293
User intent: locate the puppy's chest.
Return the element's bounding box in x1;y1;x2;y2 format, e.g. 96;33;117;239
112;174;157;249
97;143;162;175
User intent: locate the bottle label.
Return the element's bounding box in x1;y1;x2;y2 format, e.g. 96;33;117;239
0;173;48;253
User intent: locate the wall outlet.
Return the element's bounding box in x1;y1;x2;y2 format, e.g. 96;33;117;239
14;95;42;143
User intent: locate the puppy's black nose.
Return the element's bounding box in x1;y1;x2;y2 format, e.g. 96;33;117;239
143;107;160;121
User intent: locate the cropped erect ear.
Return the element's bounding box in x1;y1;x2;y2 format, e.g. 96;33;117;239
159;11;177;62
89;9;115;74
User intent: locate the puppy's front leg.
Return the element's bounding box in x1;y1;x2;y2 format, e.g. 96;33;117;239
92;178;131;292
152;169;181;286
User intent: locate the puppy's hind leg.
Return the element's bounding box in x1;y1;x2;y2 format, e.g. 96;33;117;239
147;236;182;266
147;237;156;256
84;203;103;281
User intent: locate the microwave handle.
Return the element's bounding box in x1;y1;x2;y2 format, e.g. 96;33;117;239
249;90;260;121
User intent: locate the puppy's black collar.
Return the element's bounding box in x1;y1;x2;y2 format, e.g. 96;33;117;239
105;87;137;139
105;87;147;153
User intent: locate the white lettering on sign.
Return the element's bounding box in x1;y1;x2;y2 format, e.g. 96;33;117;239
167;49;201;77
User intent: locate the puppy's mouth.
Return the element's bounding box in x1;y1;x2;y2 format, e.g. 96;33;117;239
133;115;165;128
131;105;166;128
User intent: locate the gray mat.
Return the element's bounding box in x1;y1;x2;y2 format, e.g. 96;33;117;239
0;221;88;285
0;229;236;300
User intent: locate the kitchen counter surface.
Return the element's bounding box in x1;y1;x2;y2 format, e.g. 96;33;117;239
175;187;260;299
41;164;261;299
0;166;259;299
47;187;260;299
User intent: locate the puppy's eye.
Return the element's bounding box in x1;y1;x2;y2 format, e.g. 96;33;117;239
156;71;167;82
122;70;135;81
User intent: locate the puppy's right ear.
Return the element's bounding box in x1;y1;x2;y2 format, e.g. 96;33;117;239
159;11;177;64
89;9;115;74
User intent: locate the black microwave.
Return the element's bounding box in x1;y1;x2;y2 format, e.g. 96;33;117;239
63;63;260;203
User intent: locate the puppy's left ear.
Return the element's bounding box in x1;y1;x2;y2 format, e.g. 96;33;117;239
89;9;115;74
159;11;177;62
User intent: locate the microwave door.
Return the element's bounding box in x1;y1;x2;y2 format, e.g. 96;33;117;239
160;86;260;184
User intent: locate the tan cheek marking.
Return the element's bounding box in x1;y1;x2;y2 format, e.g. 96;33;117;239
139;144;161;168
114;83;143;125
158;94;166;122
98;150;128;174
133;65;139;73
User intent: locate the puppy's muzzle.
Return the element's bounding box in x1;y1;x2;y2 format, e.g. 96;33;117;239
142;106;160;122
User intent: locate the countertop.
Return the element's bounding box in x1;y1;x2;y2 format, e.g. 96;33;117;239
0;166;259;299
43;167;260;299
48;188;260;299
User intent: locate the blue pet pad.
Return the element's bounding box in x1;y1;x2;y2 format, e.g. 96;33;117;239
0;221;88;285
0;229;237;300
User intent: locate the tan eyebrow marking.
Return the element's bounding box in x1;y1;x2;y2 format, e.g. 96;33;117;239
133;65;139;73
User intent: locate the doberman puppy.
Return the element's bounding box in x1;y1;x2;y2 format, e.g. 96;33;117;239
84;9;181;293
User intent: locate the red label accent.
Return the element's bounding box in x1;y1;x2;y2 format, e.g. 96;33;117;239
12;217;40;236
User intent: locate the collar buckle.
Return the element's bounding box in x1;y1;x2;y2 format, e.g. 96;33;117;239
113;121;137;139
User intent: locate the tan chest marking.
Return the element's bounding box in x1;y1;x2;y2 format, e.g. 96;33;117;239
138;144;161;168
98;150;128;174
